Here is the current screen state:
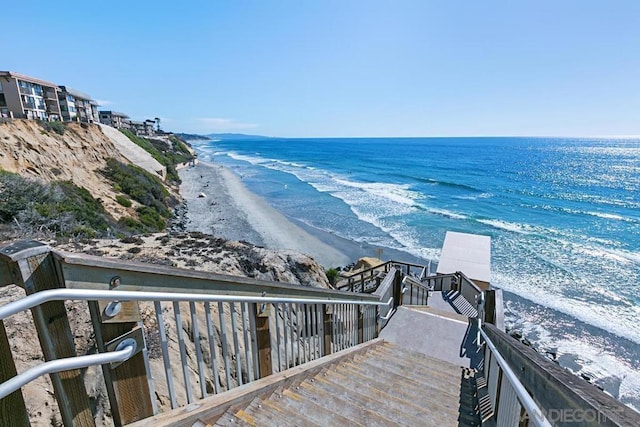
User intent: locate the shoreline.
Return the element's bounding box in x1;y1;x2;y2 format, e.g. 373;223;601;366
178;161;351;267
178;160;428;268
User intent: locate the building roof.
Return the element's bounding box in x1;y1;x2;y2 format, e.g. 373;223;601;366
436;231;491;284
99;110;129;118
0;71;60;89
59;86;95;102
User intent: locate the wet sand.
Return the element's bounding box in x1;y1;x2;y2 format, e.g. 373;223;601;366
178;161;351;267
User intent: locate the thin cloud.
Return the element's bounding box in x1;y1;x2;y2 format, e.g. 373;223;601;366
197;117;257;132
94;99;114;106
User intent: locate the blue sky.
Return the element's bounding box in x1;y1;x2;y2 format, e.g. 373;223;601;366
3;1;639;137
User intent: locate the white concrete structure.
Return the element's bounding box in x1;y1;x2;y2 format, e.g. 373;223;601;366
98;123;166;180
437;231;491;288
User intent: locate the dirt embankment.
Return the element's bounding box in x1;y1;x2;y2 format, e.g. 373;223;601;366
0;119;170;220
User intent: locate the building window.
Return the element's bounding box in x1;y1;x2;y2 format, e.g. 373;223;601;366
0;94;6;107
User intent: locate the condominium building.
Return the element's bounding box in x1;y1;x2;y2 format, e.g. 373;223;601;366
99;110;130;129
58;86;100;123
0;71;62;120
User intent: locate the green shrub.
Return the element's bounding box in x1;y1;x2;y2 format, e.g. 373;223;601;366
120;130;193;185
325;268;339;286
116;195;132;207
39;120;65;135
0;170;114;237
118;216;144;232
101;159;175;231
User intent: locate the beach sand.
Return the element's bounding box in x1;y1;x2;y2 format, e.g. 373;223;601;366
178;161;351;267
179;161;427;268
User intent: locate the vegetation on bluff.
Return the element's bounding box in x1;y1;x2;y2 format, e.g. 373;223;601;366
0;169;112;238
120;129;193;184
101;158;177;233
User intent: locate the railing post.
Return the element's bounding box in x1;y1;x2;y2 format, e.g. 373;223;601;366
357;306;364;344
322;304;333;355
0;241;94;427
0;319;29;426
254;303;272;378
88;293;154;425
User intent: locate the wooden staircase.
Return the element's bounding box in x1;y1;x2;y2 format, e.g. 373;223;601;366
207;341;481;426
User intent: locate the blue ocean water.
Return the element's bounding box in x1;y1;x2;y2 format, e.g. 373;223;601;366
192;136;640;409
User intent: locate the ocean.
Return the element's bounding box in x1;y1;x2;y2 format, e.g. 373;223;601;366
191;136;640;410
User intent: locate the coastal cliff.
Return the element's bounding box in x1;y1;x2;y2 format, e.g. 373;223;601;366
0;119;339;425
0;119;183;238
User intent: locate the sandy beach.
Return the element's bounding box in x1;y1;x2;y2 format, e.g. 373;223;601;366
178;161;352;267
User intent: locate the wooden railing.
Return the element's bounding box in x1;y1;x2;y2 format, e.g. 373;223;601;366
0;240;386;426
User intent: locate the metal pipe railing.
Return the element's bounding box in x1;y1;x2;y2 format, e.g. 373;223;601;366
0;342;135;400
0;288;394;321
0;287;394;408
480;328;552;427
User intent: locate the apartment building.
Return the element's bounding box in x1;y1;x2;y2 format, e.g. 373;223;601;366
0;71;62;120
58;86;100;123
99;110;130;129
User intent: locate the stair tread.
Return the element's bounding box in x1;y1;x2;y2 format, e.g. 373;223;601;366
353;353;462;395
243;396;316;426
304;370;457;426
360;350;465;388
269;386;361;426
214;410;254;426
286;378;402;426
366;345;465;378
331;360;462;413
374;342;467;372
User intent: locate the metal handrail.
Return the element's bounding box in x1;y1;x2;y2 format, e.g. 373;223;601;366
0;343;135;399
0;288;393;401
0;288;394;321
480;328;552;427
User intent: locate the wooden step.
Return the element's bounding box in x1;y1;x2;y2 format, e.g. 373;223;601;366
306;369;440;426
365;345;464;379
242;395;315;426
372;342;468;374
331;361;462;416
288;375;399;426
274;386;362;426
368;342;466;373
352;355;463;398
213;410;253;426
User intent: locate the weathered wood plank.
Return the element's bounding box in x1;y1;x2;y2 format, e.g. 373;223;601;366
484;323;640;426
55;251;379;302
323;305;332;356
128;339;385;427
255;304;272;378
16;248;94;426
0;320;29;427
101;321;154;424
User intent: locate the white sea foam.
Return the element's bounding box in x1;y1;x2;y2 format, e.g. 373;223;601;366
477;219;534;234
494;270;640;344
586;211;637;222
453;192;494;200
424;207;468;220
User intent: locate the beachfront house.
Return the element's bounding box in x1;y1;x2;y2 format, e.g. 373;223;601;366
58;86;100;123
99;110;130;129
0;71;63;120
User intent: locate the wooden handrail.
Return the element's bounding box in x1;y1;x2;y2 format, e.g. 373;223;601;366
55;250;379;302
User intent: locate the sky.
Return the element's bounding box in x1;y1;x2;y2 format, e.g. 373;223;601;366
2;1;640;137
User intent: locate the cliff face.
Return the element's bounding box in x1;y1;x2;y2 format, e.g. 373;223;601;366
0;119;166;220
